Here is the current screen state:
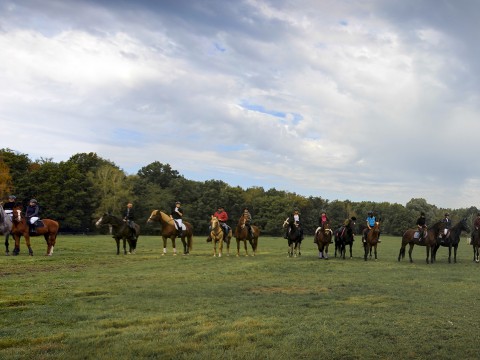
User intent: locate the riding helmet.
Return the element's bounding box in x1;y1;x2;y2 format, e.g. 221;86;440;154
30;199;37;204
8;195;16;199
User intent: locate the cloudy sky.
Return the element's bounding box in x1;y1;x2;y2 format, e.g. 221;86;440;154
1;0;479;209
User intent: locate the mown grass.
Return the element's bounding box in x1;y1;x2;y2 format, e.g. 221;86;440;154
1;233;479;360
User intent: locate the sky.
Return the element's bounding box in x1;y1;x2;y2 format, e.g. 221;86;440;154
1;0;480;209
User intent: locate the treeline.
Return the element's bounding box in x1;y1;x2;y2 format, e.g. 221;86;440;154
0;149;478;236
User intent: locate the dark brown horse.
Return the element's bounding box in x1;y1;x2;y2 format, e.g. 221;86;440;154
363;220;380;261
11;206;59;256
283;217;302;257
334;217;356;259
432;218;470;263
210;215;232;257
147;210;193;255
234;215;259;256
314;222;333;259
471;226;480;263
95;213;140;255
398;220;445;264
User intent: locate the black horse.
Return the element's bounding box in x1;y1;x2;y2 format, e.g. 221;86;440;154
283;218;302;257
95;213;140;255
432;218;470;263
334;217;356;259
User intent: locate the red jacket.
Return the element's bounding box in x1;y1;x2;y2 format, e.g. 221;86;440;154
214;210;228;222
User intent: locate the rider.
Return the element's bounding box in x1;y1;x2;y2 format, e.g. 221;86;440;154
471;213;480;243
25;199;40;234
3;195;17;250
170;201;185;237
123;202;138;240
242;207;255;239
441;213;452;241
416;212;427;243
207;206;229;242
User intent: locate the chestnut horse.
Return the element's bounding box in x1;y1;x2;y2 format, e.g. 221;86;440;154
471;226;480;263
11;206;59;256
363;220;380;261
397;220;445;264
234;215;259;256
147;210;193;255
283;218;302;257
314;222;333;259
0;204;13;255
95;213;140;255
432;218;470;263
210;215;232;257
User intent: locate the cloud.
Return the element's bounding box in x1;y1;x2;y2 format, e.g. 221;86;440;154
0;0;479;209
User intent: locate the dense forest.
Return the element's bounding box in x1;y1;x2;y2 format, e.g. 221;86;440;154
0;148;478;236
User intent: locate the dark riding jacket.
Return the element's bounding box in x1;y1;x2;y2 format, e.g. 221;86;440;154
123;208;135;221
26;204;39;219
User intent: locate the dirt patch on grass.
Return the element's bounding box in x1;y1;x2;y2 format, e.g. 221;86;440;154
247;286;329;295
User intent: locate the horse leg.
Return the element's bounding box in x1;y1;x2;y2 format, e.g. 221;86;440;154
162;237;168;255
182;237;188;255
116;238;120;255
297;242;301;256
218;238;223;257
24;233;33;256
448;245;452;264
213;239;217;257
349;244;353;259
236;239;240;257
172;237;178;256
123;238;127;255
453;246;457;263
408;243;414;263
426;246;430;264
374;244;377;260
12;234;20;256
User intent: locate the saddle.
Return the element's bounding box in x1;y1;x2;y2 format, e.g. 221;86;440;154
34;220;45;228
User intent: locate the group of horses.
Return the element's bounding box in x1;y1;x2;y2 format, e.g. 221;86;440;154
2;202;478;264
282;216;476;264
0;204;59;256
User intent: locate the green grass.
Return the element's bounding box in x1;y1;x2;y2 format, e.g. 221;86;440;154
1;233;478;360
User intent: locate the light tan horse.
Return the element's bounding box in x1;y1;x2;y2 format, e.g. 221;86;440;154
234;215;260;256
210;215;232;257
147;210;193;255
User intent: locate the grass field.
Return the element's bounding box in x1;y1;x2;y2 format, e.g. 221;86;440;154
1;232;479;360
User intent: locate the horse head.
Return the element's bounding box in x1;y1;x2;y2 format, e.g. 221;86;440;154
147;210;159;224
460;218;470;233
211;215;220;229
12;206;23;223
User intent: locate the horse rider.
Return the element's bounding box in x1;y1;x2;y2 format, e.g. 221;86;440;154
363;211;380;243
441;213;452;242
242;207;255;239
25;199;40;234
170;201;185;237
315;210;331;243
123;202;138;241
416;212;427;243
284;209;304;240
206;206;230;242
3;195;17;248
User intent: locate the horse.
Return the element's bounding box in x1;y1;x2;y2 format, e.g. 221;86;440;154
334;217;356;259
314;222;333;259
363;220;380;261
397;220;445;264
234;215;259;256
432;218;470;263
0;204;13;255
10;206;59;256
95;213;140;255
147;210;193;255
283;218;302;257
471;226;480;263
210;215;232;257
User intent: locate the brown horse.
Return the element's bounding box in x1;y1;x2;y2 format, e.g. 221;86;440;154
283;217;302;257
314;222;333;259
11;206;59;256
363;220;380;261
234;215;259;256
471;226;480;263
147;210;193;255
397;220;445;264
210;215;232;257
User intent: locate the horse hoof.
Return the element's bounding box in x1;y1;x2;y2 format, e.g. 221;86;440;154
219;254;222;257
5;252;9;256
173;253;177;256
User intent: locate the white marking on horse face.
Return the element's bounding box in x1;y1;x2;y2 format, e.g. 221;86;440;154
95;217;103;227
15;209;21;221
